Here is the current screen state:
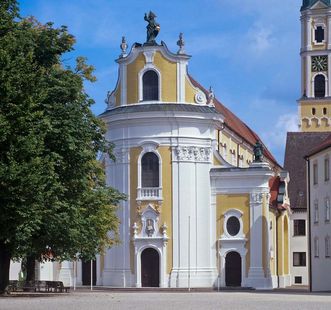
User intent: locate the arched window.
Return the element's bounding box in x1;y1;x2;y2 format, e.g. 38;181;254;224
323;107;327;115
314;74;326;98
143;70;159;101
312;107;316;115
141;152;159;187
315;26;325;43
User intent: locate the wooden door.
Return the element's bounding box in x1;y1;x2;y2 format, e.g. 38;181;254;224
141;248;159;287
225;251;242;287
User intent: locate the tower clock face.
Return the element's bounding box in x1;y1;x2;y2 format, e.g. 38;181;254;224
312;56;328;72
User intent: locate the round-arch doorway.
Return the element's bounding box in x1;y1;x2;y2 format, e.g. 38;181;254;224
141;248;160;287
225;251;242;287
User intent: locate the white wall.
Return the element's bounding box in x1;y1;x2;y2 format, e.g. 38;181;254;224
289;211;309;285
309;147;331;292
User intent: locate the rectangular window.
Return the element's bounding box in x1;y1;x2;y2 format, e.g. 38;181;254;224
325;158;330;181
326;237;331;258
313;163;318;185
325;198;330;222
294;276;302;284
314;201;319;223
293;252;306;266
294;220;306;236
314;238;319;258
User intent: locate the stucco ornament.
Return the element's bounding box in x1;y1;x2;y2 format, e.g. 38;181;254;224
250;192;263;204
195;92;207;104
174;146;211;162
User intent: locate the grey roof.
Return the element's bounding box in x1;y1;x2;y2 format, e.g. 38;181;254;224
284;132;330;210
99;103;219;117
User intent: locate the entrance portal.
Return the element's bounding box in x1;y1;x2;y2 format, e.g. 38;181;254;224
225;251;241;287
141;248;159;287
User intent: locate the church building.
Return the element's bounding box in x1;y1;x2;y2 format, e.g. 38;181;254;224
8;7;298;290
98;12;291;289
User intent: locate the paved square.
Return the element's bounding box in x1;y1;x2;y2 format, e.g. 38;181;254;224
1;291;331;310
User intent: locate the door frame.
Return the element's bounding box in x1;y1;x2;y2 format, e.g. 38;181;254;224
133;241;167;288
218;240;247;288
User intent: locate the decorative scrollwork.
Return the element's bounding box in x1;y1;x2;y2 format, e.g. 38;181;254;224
173;146;212;162
113;148;128;164
250;192;263;204
195;92;207;104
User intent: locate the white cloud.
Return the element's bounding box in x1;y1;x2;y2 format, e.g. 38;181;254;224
261;113;298;162
247;23;274;55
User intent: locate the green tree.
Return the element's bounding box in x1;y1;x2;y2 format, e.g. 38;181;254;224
0;0;124;293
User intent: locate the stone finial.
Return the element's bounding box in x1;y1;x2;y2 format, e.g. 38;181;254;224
208;86;215;105
177;32;185;54
120;36;128;57
132;222;138;237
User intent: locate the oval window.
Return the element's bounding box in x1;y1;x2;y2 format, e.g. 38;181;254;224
227;216;240;236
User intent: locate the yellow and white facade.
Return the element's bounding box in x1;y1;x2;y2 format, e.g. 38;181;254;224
100;38;291;289
299;0;331;131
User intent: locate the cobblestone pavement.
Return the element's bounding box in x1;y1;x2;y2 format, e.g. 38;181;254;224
1;291;331;310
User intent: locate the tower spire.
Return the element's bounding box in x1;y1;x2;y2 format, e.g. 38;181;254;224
301;0;331;11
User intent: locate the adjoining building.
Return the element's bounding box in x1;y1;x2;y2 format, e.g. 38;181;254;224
284;0;331;287
305;134;331;292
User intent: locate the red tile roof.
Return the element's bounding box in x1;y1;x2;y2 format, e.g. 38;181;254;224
269;176;280;208
188;75;280;168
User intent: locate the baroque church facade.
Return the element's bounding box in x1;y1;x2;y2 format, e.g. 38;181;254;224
98;13;291;289
9;8;300;289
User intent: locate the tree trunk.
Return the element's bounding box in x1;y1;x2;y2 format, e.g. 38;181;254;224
0;242;11;294
25;255;36;282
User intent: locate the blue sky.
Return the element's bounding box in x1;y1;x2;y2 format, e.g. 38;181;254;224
19;0;302;164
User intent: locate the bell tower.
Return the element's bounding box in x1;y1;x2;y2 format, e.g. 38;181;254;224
299;0;331;131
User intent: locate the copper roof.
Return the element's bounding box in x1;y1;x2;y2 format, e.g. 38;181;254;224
188;75;280;168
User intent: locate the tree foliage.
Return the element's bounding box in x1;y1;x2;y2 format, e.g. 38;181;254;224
0;0;124;292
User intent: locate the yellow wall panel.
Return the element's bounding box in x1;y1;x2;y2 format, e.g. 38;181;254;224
127;54;145;104
158;146;173;274
216;194;250;276
154;52;177;102
129;146;173;274
129;147;142;272
269;211;276;276
115;84;121;107
277;215;284;276
185;76;197;103
262;194;268;276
